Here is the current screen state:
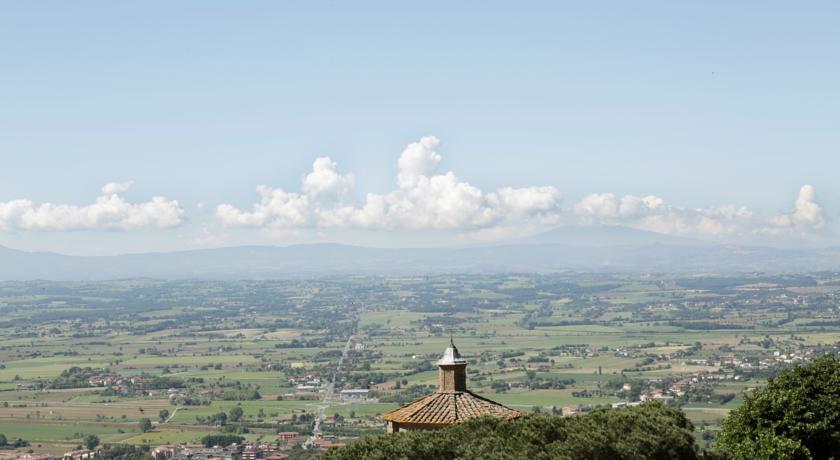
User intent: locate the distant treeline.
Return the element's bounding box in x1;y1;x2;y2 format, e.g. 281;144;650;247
675;275;817;290
669;321;753;330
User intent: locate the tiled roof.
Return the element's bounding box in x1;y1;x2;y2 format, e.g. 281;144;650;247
382;391;522;425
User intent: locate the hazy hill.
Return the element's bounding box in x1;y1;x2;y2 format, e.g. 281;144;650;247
1;226;839;280
518;224;703;246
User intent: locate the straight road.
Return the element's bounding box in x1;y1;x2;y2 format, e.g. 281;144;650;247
310;335;354;441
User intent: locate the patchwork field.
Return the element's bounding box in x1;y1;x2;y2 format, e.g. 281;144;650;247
0;274;839;454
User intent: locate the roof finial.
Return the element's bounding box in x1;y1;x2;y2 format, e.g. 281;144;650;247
438;335;466;365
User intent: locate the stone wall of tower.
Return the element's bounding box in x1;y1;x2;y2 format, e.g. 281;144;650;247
438;363;467;392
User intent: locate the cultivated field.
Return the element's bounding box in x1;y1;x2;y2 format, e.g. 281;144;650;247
1;274;839;454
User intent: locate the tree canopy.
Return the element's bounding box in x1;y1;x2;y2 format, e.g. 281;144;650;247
323;402;701;460
97;444;152;460
718;355;840;460
0;433;29;450
229;406;244;422
138;418;153;433
84;434;100;450
200;434;245;448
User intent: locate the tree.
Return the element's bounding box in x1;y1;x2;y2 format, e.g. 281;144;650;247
84;434;100;450
719;430;809;460
229;406;244;422
158;409;169;423
200;434;244;448
323;402;701;460
97;444;151;460
138;418;153;433
0;434;28;449
718;355;840;460
210;412;228;426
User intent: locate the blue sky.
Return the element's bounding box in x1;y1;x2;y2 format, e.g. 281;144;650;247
1;1;838;254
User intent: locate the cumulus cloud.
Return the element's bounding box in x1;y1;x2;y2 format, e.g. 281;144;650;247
217;136;564;233
301;157;355;199
216;156;357;230
574;192;752;236
216;186;311;228
215;137;829;242
574;193;668;220
765;185;826;235
101;181;134;195
396;136;443;189
0;183;186;231
572;185;830;239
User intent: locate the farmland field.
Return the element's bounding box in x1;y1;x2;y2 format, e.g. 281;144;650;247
1;273;839;455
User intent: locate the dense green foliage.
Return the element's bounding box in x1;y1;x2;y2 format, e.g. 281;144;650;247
718;355;840;460
98;444;152;460
229;406;244;422
138;418;153;433
84;434;100;450
323;402;701;460
200;434;245;448
0;433;29;449
220;388;261;401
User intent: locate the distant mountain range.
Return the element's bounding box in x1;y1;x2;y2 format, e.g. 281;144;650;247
515;224;704;246
1;225;838;280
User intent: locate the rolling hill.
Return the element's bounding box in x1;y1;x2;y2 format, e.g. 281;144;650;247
1;226;838;280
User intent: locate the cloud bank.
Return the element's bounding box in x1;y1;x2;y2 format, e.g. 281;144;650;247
0;182;186;231
573;192;754;236
215;136;828;241
572;184;827;239
217;136;564;233
0;137;828;245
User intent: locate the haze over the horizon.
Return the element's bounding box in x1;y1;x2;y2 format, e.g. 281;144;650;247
2;2;838;255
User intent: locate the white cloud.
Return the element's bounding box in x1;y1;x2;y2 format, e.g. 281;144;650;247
101;181;134;195
571;186;830;240
215;139;830;242
570;186;831;240
216;157;356;230
765;185;826;235
0;183;186;232
301;157;355;199
488;186;564;220
574;193;620;219
216;186;311;228
574;193;752;236
217;136;564;234
619;195;665;217
368;139;563;230
575;193;667;220
396;136;442;189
